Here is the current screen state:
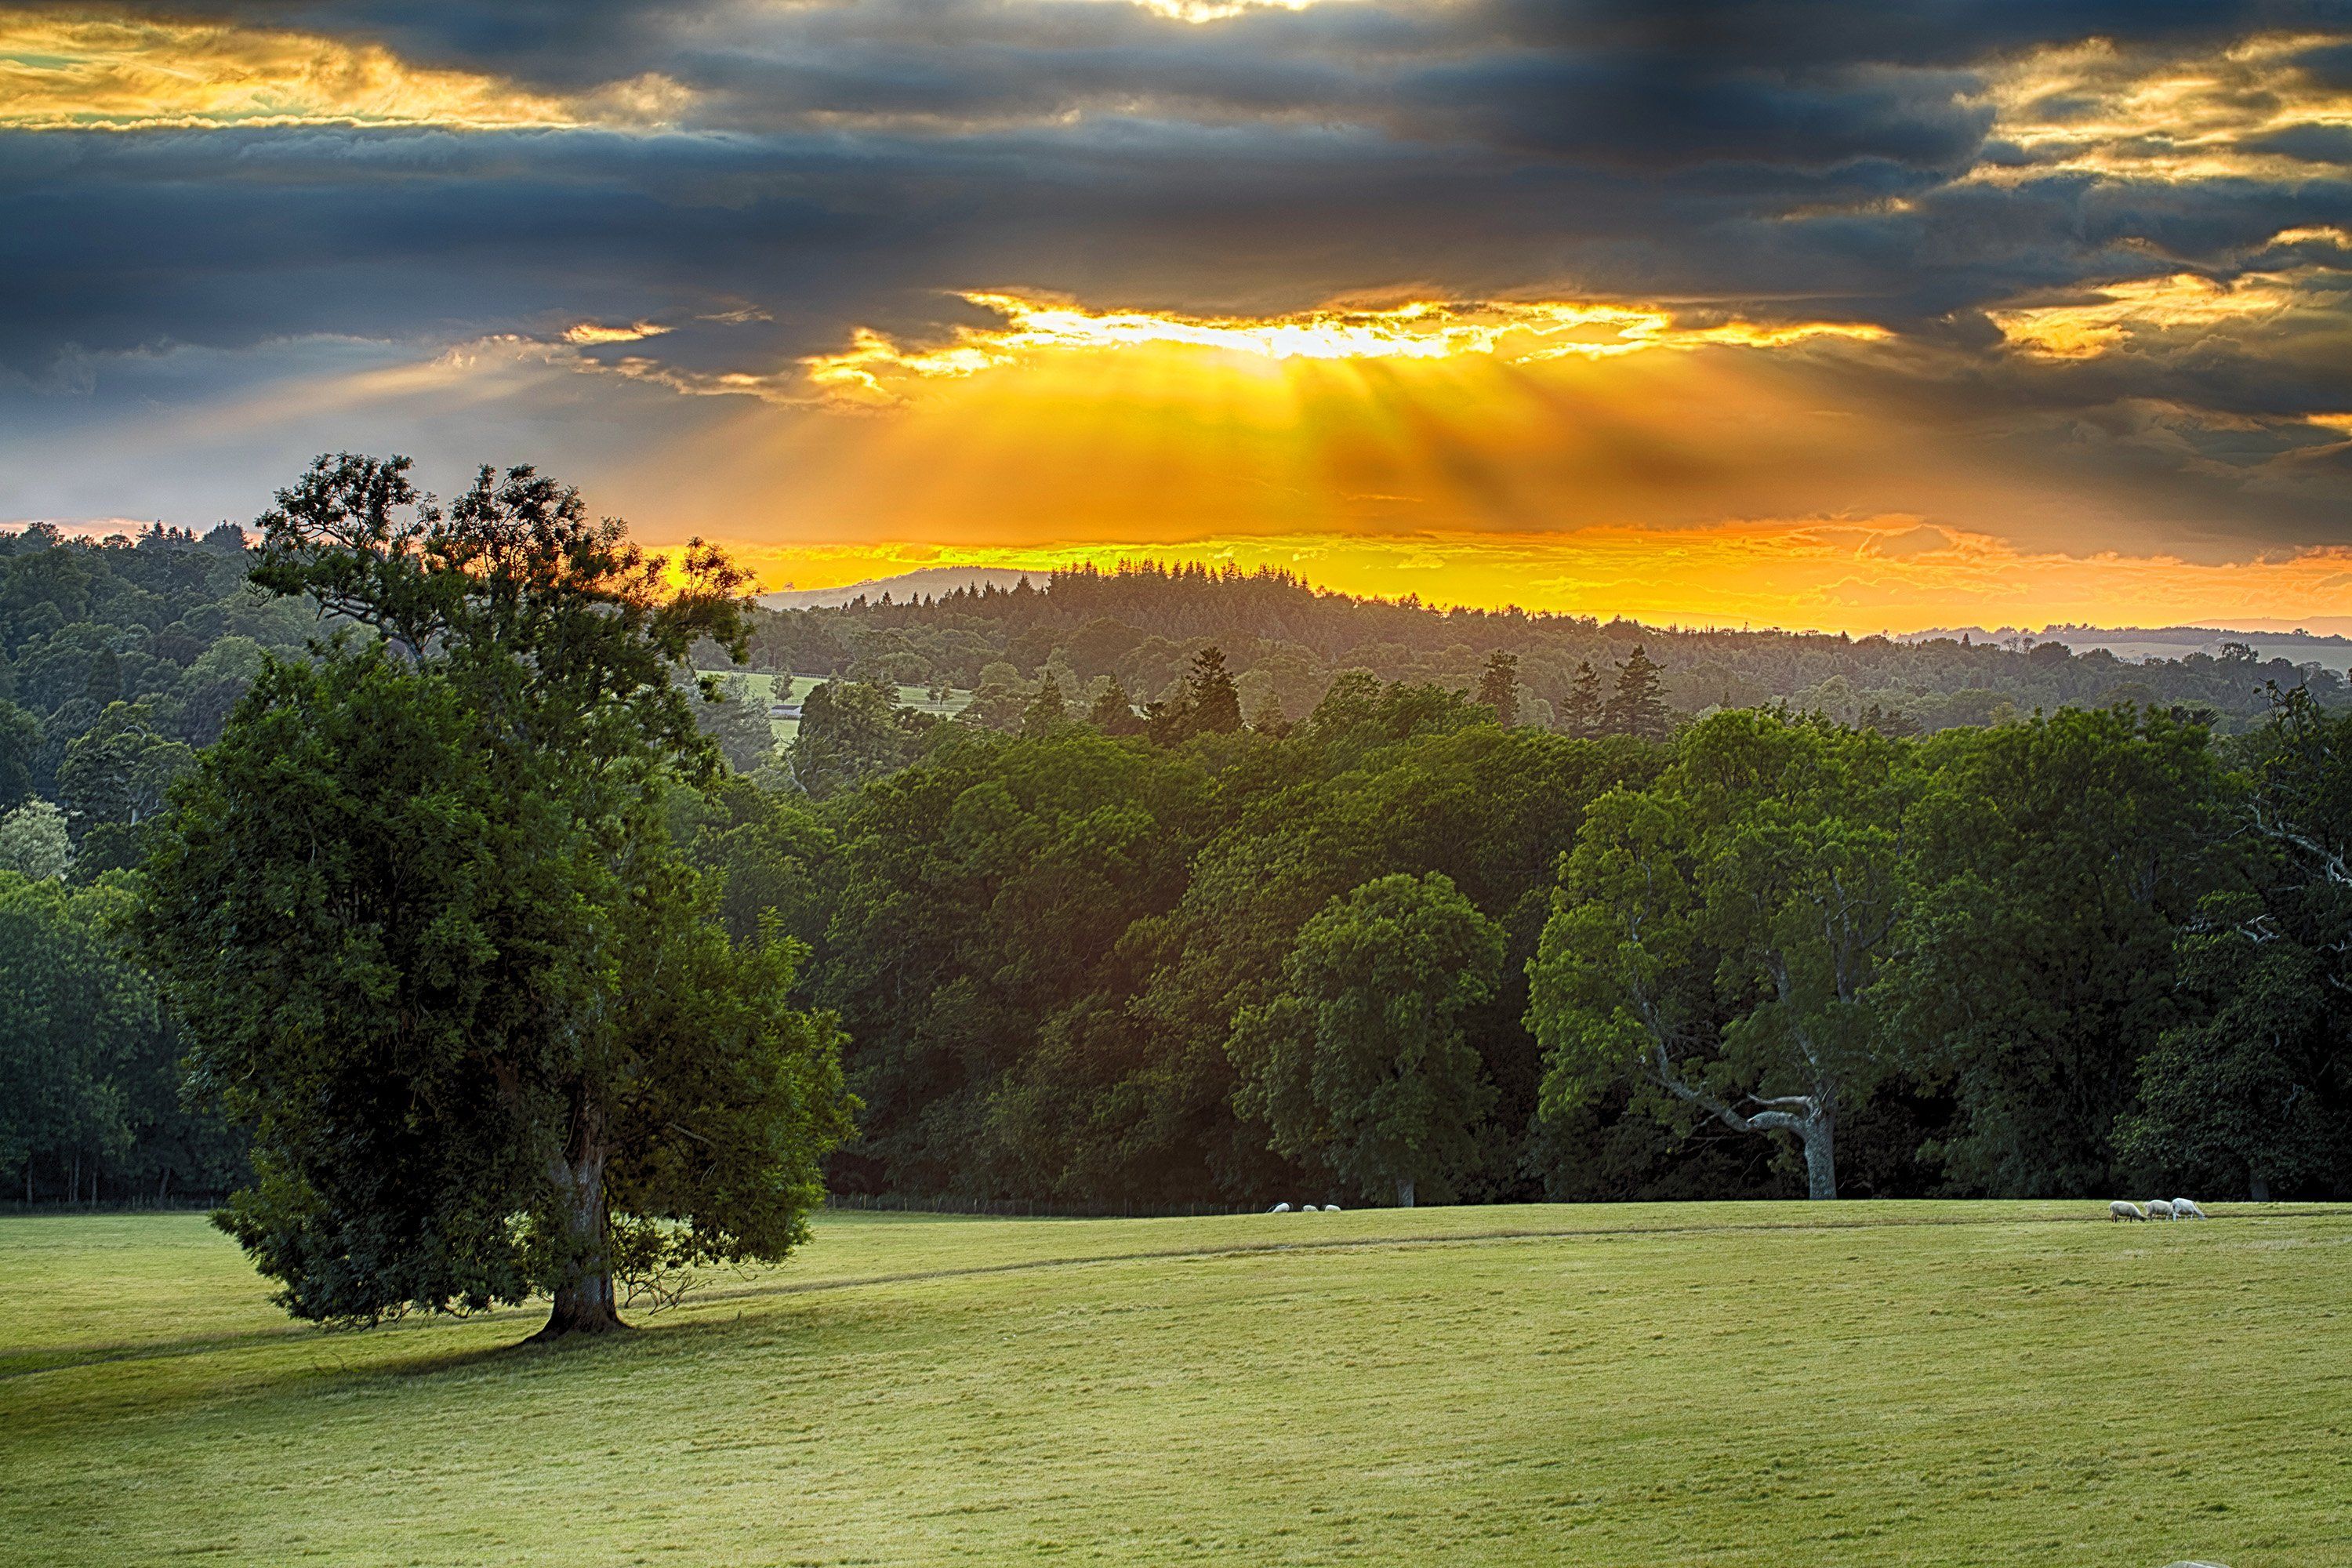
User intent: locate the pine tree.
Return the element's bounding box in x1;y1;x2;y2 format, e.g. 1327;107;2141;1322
1022;673;1069;736
1185;646;1243;735
1605;644;1670;740
1087;675;1145;736
1563;660;1604;738
1474;651;1520;727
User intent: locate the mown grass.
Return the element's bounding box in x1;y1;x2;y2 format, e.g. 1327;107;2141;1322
4;1202;2347;1566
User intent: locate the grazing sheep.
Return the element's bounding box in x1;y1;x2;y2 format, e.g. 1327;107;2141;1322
1298;1203;1318;1212
1323;1203;1341;1211
2147;1198;2175;1219
2109;1200;2147;1221
2172;1197;2208;1219
1269;1202;1291;1213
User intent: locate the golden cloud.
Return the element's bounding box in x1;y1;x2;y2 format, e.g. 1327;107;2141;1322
803;292;1889;405
0;12;683;130
1987;270;2314;358
1978;32;2352;184
561;321;673;346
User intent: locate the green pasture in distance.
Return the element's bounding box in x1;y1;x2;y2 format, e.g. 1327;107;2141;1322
3;1202;2346;1566
695;670;969;743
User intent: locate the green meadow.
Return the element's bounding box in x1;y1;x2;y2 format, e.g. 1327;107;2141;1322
5;1203;2347;1566
697;671;968;743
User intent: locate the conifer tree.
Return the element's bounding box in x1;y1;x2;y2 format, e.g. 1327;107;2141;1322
1604;645;1671;740
1563;660;1604;738
1474;651;1520;727
1023;673;1069;736
1186;645;1243;735
1087;674;1145;735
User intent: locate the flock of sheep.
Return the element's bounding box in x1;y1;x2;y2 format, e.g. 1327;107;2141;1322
1265;1202;1341;1212
2109;1197;2209;1221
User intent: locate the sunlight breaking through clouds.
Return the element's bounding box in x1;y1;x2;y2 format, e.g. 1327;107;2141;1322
802;292;1889;405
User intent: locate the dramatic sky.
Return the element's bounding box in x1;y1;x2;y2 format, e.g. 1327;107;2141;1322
9;2;2352;630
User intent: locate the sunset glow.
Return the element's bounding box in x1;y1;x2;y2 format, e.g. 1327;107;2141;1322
8;2;2352;633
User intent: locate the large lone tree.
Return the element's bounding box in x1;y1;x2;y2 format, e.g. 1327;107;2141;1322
139;455;855;1337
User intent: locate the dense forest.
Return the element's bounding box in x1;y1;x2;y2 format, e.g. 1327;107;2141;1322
735;561;2345;738
7;528;2350;1209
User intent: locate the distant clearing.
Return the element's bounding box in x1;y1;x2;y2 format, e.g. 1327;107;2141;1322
5;1203;2347;1566
697;670;969;742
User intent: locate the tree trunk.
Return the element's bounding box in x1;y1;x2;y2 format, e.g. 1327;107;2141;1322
532;1103;626;1341
1396;1178;1415;1208
1800;1113;1836;1200
2249;1172;2270;1202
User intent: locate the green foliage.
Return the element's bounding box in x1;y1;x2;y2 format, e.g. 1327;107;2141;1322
692;672;779;773
1022;673;1070;736
1146;645;1244;743
1230;873;1504;1205
1604;644;1671;739
0;870;232;1202
1086;673;1145;735
1529;710;1906;1197
1474;650;1520;727
2116;894;2348;1196
0;798;69;881
136;455;852;1331
0;699;38;809
1885;707;2228;1195
789;679;931;798
56;700;194;838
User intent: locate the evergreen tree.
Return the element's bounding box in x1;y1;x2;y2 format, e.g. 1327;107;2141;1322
1562;660;1604;738
1087;674;1145;735
1475;651;1520;727
1185;645;1243;735
1603;645;1670;739
1023;673;1070;736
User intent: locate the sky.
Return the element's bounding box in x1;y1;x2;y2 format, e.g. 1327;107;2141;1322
6;2;2352;632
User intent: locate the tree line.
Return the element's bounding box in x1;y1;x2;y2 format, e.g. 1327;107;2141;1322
5;459;2349;1339
732;560;2342;738
743;662;2347;1209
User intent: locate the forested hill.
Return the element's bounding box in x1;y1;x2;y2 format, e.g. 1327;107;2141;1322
739;562;2342;734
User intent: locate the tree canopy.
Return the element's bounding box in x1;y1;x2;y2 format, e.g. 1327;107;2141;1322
136;455;855;1336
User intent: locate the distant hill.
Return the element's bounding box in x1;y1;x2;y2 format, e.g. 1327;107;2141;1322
731;561;2350;736
1907;623;2352;675
757;567;1041;611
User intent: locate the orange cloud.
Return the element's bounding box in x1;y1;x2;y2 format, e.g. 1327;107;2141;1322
802;292;1889;406
1987;271;2313;358
0;11;684;130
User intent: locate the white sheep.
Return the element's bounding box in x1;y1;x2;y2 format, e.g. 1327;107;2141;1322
1323;1203;1341;1211
2172;1197;2208;1219
2109;1200;2147;1221
2147;1198;2175;1220
1301;1203;1321;1211
1269;1201;1291;1213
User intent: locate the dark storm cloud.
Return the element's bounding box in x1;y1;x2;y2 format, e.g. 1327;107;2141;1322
8;0;2352;550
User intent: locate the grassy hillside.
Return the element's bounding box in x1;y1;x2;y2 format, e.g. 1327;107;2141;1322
5;1203;2347;1566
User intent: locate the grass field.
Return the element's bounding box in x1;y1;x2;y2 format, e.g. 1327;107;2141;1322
696;671;969;744
4;1202;2347;1566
